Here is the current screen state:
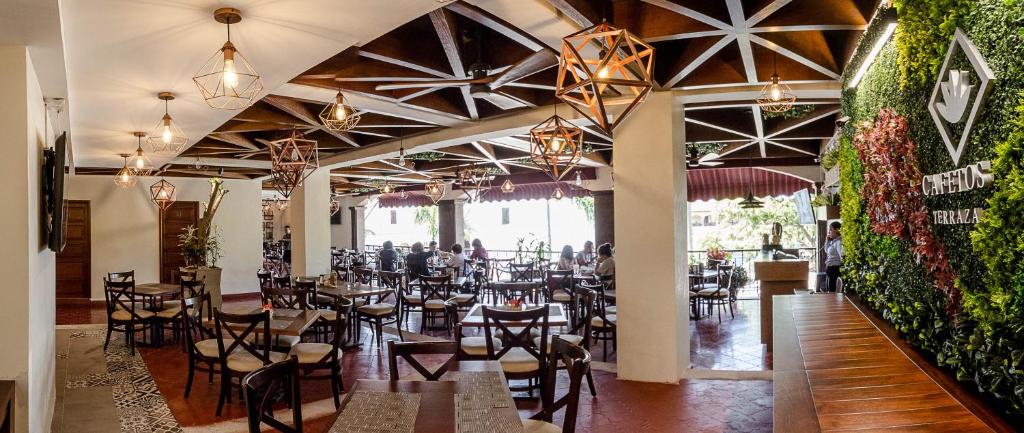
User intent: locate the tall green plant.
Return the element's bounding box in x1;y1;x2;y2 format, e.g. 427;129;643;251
413;206;438;239
893;0;974;88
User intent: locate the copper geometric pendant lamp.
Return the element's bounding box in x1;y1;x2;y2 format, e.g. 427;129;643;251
529;114;583;182
193;8;263;110
556;21;654;136
268;129;319;199
150;178;176;210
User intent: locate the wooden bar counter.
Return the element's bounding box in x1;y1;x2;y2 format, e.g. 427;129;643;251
754;259;808;349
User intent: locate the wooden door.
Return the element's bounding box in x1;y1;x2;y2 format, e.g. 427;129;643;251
160;201;198;284
56;201;90;299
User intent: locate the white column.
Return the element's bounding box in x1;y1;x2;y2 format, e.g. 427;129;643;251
289;169;331;276
612;91;689;383
0;46;56;433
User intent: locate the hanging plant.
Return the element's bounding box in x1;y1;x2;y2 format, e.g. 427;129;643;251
854;109;960;316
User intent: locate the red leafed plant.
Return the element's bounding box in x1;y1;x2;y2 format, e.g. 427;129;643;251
854;109;960;316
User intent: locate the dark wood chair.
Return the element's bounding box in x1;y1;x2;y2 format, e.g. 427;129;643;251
107;270;135;282
524;337;592;433
103;278;154;354
182;293;218;399
355;284;400;350
257;270;273;293
509;262;535;282
273;275;292;289
352;267;374;285
242;357;302;433
289;297;353;408
538;286;598;397
582;280;616;362
386;340;460;381
156;278;206;345
483;304;550;395
697;265;735;322
213;309;288;416
545;269;576;326
418;275;454;335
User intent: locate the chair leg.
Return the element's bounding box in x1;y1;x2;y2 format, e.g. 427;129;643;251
375;318;384;350
585;370;597;397
184;357;196;398
103;325;112;351
216;370;229;416
331;366;341;408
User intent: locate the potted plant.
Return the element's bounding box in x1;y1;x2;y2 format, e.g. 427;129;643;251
178;178;227;309
813;191;841;220
706;246;729;269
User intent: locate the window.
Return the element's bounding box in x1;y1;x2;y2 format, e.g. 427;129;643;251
390;210;397;224
501;208;510;225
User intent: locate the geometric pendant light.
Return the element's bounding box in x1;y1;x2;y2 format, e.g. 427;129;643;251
424;178;446;204
150;178;176;210
756;53;796;114
113;153;137;189
193;8;262;110
268;129;319;199
738;159;764;209
128;132;154;177
529;115;583;182
556;21;655;136
147;92;188;153
319;88;360;132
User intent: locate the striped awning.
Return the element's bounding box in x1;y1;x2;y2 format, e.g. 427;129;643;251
377;192;435;208
376;182;590;208
687;167;812;201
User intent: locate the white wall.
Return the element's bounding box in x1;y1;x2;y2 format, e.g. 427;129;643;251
65;175;264;298
0;45;56;433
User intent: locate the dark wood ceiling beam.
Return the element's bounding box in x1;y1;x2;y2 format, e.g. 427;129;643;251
208;132;260;150
429;8;479;120
357;50;453;80
546;0;597;28
214;121;293;134
445;2;546;52
263;95;361;147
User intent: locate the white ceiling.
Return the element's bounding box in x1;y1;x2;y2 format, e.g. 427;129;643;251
60;0;447;168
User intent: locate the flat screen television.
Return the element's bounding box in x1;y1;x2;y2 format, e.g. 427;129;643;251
42;132;68;252
793;188;815;225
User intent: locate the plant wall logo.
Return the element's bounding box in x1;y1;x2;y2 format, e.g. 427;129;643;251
927;29;995;167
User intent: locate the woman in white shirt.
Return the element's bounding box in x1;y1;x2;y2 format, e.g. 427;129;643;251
594;243;615;277
823;221;843;293
445;243;471;277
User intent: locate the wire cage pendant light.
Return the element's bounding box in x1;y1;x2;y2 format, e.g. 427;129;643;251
530;114;584;182
379;179;396;195
319;88;360;131
268;129;319;199
551;185;565;200
193;8;263;110
329;194;342;215
756;53;796;113
424;178;446;204
113;153;137;189
457;166;493;203
500;178;515;194
739;159;764;209
150;178;176;210
147;92;188;153
128;132;154;177
556;20;655;136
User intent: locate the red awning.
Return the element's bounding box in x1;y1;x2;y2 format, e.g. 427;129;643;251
376;182;589;208
687;167;812;201
377;192;434;208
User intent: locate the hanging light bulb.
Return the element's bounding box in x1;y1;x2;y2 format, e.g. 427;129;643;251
147;92;188;153
113;153;137;189
575;170;583;186
193;8;262;110
380;180;395;195
551;186;565;200
500;179;516;194
319;88;360;131
128;132;153;176
756;53;796;113
150;178;176;210
425;178;446;204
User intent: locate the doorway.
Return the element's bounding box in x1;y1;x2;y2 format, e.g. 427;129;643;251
160;201;198;284
56;200;91;301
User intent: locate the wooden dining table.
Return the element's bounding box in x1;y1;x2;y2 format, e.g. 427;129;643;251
134;283;180;298
215;307;321;337
459;304;568;328
328;360;522;433
318;282;393;299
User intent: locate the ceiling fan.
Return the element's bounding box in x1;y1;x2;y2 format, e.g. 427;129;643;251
687;145;724;168
374;27;556;110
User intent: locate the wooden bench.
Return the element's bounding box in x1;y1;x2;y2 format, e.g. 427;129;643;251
772;294;1009;432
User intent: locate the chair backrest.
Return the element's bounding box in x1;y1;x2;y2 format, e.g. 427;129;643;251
306;297;354;366
582;281;613;327
482;305;550;364
265;286;310;310
273;275;292;289
257;270;272;290
103;278;144;320
182;293;214;358
386;341;460;381
243;357;302;433
293;279;318;309
533;337;591;433
353;267;374;285
107;270;135;282
378;271;402;302
214;309;272;367
509;262;534;282
717;265;735;295
546;269;574;298
418;275;450;303
572;286;596;349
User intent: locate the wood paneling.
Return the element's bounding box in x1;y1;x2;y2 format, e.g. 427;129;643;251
773;294;996;432
160;202;198;284
56;200;90;299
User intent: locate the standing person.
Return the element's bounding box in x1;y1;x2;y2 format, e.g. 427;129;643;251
405;242;429;278
378;241;398;272
824;221;844;293
470;238;489;261
594;243;615;277
557;245;575;270
575;241;594;266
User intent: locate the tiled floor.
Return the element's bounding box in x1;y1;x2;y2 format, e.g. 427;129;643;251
57;297;773;432
690;299;771;371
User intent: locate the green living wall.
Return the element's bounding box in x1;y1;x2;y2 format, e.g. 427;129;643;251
839;0;1024;418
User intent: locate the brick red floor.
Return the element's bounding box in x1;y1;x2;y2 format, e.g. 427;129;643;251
58;298;773;432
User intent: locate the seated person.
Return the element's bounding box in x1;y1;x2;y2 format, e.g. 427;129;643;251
405;242;429;278
594;243;615;277
377;241;399;272
557;245;575;271
445;244;472;277
575;241;595;266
